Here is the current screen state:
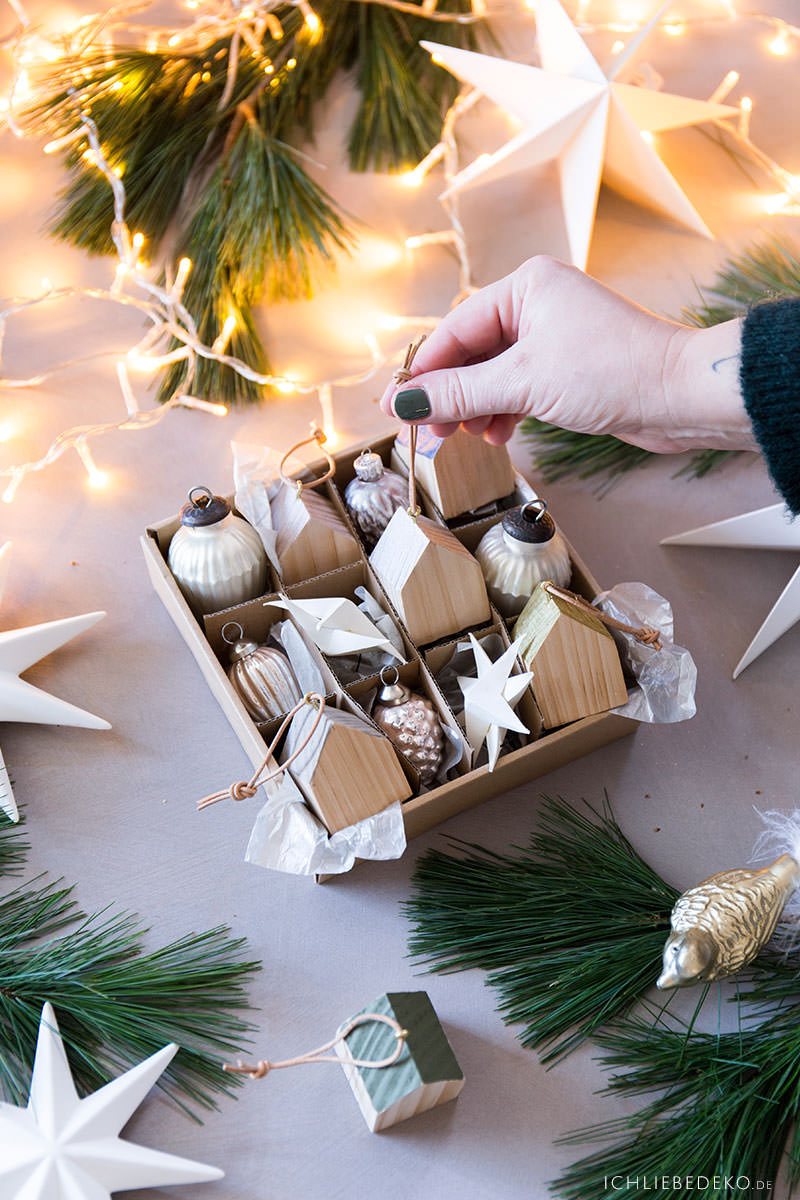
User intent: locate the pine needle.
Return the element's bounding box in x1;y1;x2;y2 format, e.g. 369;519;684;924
524;236;800;488
405;793;678;1063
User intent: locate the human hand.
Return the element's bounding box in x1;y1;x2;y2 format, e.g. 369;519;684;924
380;256;756;455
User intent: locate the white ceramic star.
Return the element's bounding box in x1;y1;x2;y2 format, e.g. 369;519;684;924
422;0;737;268
662;502;800;678
0;1002;224;1200
457;634;533;771
0;545;110;821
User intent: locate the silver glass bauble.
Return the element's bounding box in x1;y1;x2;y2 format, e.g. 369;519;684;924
475;499;571;618
167;486;268;617
344;450;408;549
223;622;302;722
373;667;444;786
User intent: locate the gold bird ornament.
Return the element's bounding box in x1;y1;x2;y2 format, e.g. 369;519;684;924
657;851;800;989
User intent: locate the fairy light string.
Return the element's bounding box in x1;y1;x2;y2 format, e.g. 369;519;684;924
0;0;798;499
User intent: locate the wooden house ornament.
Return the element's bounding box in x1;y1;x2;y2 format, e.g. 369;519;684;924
272;428;360;585
284;701;411;834
370;507;490;646
394;425;515;519
513;582;628;728
336;991;464;1132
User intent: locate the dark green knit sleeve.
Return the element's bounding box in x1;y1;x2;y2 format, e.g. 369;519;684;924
740;296;800;514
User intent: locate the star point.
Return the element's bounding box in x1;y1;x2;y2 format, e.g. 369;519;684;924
0;1003;223;1200
662;501;800;677
458;634;533;771
423;0;737;268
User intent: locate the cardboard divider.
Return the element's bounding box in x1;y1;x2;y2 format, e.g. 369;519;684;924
284;557;418;675
346;658;471;792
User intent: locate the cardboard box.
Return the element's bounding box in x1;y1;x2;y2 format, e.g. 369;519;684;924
141;435;637;869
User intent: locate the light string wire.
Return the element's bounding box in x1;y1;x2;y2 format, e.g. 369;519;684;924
0;0;798;500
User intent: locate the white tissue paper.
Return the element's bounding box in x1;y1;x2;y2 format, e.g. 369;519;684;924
593;582;697;723
232;441;283;571
244;770;406;875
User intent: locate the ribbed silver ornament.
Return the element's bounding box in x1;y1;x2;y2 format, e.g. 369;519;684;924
373;667;444;786
344;450;408;549
475;499;571;618
223;622;302;722
167;486;268;617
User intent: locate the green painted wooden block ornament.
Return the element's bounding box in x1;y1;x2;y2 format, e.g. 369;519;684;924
336;991;464;1132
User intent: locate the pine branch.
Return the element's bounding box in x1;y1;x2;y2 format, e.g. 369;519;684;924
525;236;800;488
344;0;478;172
553;995;800;1199
0;814;260;1116
25;3;479;405
158;116;353;403
405;793;678;1062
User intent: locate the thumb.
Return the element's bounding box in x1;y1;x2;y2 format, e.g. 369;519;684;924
389;347;531;426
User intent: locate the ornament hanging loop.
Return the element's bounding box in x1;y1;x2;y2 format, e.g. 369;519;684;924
379;665;400;687
542;581;662;649
521;499;547;522
393;336;427;520
221;621;245;645
279;425;336;495
223;1012;408;1080
188;485;214;509
198;692;326;810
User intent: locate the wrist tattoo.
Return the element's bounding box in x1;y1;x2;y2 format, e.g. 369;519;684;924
712;353;739;374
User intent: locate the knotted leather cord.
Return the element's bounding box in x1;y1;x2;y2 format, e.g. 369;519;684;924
542;582;662;649
198;693;326;810
223;1012;408;1079
279;425;336;496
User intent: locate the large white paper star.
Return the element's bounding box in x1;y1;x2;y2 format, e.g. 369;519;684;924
458;634;532;771
0;546;110;822
422;0;737;268
0;1002;224;1199
662;502;800;678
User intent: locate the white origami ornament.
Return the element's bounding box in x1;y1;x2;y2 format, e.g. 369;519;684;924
0;1002;224;1199
457;634;533;771
662;503;800;678
0;545;110;822
268;596;404;660
422;0;737;268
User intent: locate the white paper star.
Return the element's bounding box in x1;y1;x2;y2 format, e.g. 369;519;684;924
422;0;737;268
662;502;800;678
267;596;403;660
0;1002;224;1199
457;634;532;771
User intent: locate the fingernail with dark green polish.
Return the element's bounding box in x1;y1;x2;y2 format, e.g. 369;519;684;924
394;387;431;421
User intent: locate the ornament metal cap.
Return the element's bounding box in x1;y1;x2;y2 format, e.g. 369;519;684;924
179;485;231;527
222;620;260;663
353;449;385;483
501;499;556;544
377;665;410;706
